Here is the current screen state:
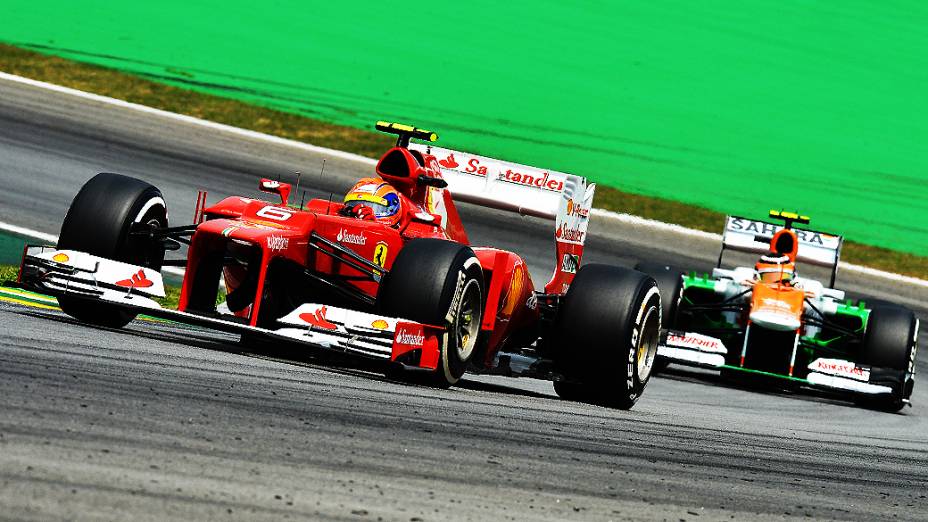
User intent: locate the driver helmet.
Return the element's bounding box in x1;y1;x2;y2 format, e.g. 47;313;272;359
755;254;795;284
343;178;402;226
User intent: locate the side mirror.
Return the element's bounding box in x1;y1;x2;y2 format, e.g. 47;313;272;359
259;178;292;206
417;174;448;189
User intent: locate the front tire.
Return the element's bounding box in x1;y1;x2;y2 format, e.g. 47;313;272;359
377;239;483;387
57;173;168;328
552;264;662;409
856;306;918;412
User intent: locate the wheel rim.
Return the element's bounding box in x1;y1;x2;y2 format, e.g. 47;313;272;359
454;279;482;361
635;304;660;382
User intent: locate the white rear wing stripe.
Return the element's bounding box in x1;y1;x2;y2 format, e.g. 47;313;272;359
722;216;843;268
410;143;586;220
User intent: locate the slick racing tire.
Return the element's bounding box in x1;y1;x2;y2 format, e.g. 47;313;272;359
377;238;483;387
856;306;919;412
57;173;168;328
634;261;686;375
552;264;662;409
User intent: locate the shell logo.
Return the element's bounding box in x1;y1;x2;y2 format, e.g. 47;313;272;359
371;319;389;330
52;253;70;263
500;264;524;316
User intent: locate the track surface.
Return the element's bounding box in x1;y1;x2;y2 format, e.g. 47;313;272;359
1;78;927;520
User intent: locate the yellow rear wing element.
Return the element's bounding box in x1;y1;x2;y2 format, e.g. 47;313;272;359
769;210;811;228
376;121;438;147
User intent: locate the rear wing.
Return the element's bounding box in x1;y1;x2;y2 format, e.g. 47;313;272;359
718;215;843;287
409;143;595;294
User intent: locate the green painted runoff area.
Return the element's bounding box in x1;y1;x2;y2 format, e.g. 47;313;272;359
2;1;927;254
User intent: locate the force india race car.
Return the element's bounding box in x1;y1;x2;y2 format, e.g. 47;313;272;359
637;211;919;411
16;122;662;409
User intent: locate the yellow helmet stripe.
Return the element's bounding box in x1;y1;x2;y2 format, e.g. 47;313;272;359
344;193;388;205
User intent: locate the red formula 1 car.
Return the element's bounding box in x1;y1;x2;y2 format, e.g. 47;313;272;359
17;122;662;409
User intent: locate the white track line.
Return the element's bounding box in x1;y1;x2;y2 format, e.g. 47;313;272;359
1;72;925;289
0;72;377;166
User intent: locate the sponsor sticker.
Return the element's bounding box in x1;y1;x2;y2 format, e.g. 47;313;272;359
665;331;727;354
266;236;289;251
560;253;579;274
373;242;389;270
555;223;585;244
438;153;459;169
808;358;870;381
299;306;337;330
525;294;538;311
761;298;792;311
395;327;425;347
565;199;589;219
52;253;70;263
727;217;838;248
116;269;154;289
336;228;367;246
500;168;564;192
371;319;389;330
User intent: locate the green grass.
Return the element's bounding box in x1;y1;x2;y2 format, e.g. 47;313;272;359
153;284;182;310
0;264;18;283
1;43;927;279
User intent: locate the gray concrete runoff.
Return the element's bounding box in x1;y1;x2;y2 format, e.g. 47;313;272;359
0;76;926;521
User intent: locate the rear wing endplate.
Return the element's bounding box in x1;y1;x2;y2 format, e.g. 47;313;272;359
719;215;843;287
409;143;595;294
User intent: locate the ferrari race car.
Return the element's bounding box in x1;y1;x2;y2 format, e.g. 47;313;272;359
637;211;919;411
16;122;662;409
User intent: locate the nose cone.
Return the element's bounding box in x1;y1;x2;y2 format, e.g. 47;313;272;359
749;283;804;332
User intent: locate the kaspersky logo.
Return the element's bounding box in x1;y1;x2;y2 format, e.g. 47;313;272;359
336;228;366;246
566;199;589;219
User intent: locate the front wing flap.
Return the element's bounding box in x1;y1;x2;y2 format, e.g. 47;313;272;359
18;247;443;370
658;330;899;398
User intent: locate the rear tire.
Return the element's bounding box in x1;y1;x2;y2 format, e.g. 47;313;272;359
634;262;685;374
57;173;168;328
552;264;662;409
377;239;483;387
856;306;918;412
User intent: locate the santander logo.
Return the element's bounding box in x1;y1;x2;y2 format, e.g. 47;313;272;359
501;168;564;192
438;153;459;169
556;223;584;243
336;228;367;246
396;328;425;346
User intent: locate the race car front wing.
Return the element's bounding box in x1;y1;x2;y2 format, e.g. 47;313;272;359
17;246;443;370
658;330;901;398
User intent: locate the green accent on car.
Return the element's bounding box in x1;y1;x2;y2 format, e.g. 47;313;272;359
834;301;870;329
719;365;810;384
682;273;716;291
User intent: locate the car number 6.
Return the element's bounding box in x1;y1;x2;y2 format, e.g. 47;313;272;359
256;205;292;221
